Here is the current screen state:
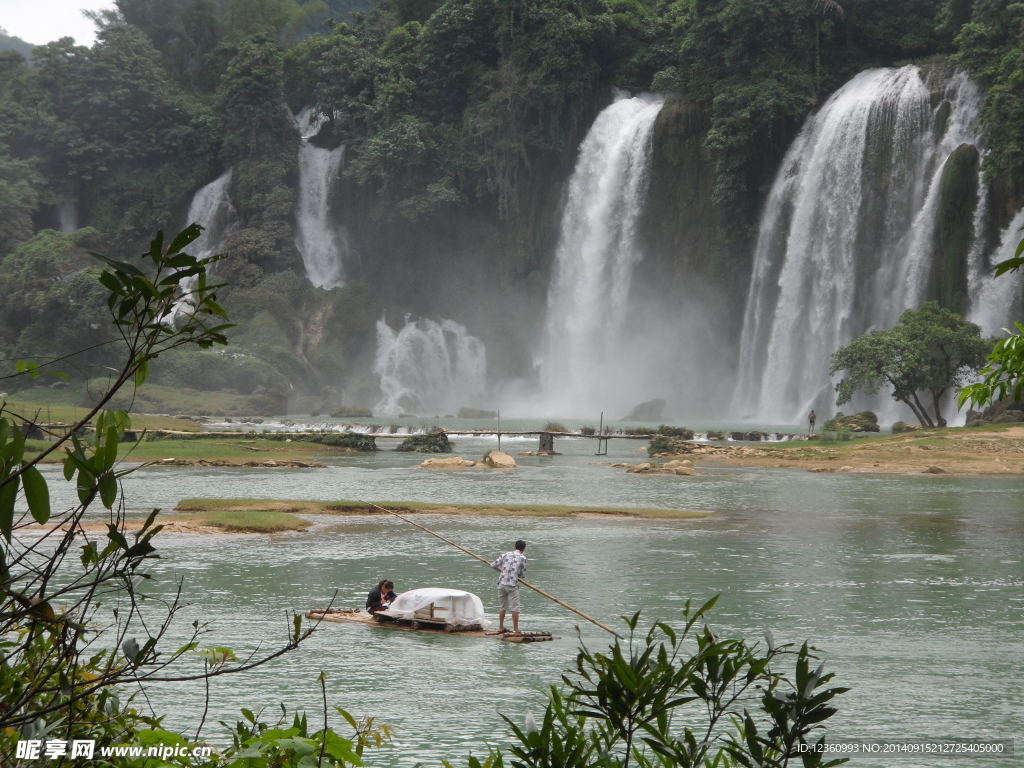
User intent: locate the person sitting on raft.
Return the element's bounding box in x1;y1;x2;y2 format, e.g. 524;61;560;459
366;580;397;613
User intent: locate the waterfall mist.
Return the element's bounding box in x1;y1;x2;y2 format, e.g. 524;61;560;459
374;316;487;416
537;91;665;418
294;108;348;290
733;66;984;424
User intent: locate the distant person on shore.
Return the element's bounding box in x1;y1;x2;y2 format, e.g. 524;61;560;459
366;580;397;613
808;410;816;435
491;540;527;635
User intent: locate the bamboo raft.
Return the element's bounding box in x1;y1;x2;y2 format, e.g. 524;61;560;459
306;608;558;643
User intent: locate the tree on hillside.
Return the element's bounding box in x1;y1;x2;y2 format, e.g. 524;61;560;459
830;302;990;427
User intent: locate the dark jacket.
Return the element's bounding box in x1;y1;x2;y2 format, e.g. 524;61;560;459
366;585;397;611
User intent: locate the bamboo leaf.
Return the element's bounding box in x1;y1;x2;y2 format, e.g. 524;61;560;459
0;476;20;541
99;474;118;509
134;358;150;388
21;465;50;524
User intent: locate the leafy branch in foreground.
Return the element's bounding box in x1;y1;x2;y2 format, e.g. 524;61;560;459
0;225;332;752
466;598;847;768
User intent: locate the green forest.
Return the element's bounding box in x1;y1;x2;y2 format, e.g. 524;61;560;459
2;0;1024;414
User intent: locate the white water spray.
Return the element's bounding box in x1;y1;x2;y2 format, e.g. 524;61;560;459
294;108;347;289
374;316;487;415
539;91;664;416
734;67;984;423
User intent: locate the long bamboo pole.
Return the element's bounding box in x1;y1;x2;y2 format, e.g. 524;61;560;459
362;501;622;638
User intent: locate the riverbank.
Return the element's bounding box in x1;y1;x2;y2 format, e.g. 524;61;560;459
684;425;1024;474
174;498;708;520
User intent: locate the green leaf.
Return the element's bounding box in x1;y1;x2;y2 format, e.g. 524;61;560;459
80;541;98;567
103;427;119;471
0;476;20;541
21;465;50;524
134;357;150;388
99;475;118;509
107;523;129;551
167;223;203;255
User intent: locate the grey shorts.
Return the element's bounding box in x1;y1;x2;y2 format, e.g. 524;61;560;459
498;584;521;613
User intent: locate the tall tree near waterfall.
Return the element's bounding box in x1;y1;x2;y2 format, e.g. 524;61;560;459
830;302;990;427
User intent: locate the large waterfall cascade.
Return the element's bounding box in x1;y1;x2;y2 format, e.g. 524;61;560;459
539;91;665;417
167;170;237;324
294;108;348;290
374;316;487;415
733;66;985;423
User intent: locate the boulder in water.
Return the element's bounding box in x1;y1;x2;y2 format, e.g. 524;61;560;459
622;399;667;421
484;450;516;469
627;462;655;473
419;456;476;469
331;407;373;418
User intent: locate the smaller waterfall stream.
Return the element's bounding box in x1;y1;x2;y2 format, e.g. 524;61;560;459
294;108;347;289
539;91;664;416
167;170;237;325
374;316;487;415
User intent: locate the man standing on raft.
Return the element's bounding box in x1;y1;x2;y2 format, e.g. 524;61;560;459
491;540;527;635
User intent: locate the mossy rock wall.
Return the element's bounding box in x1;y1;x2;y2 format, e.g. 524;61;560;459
935;143;979;315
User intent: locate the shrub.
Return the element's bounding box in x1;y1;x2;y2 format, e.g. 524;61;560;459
891;421;919;433
395;431;453;452
543;422;568;432
823;411;879;432
658;424;695;439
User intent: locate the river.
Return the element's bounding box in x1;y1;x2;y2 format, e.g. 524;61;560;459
47;430;1023;766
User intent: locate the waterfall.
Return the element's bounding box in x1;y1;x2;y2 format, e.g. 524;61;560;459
539;91;665;417
733;67;984;423
374;316;487;415
294;108;347;290
969;208;1024;335
57;200;77;233
167;170;236;325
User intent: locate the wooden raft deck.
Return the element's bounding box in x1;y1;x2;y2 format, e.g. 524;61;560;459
306;609;558;643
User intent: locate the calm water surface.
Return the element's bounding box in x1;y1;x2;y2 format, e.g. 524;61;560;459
47;434;1023;766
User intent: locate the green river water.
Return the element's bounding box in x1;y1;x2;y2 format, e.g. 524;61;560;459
48;428;1024;766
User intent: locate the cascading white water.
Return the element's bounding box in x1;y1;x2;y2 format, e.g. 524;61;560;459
294;108;347;290
539;91;664;417
733;66;984;423
167;170;237;325
374;316;487;415
969;208;1024;335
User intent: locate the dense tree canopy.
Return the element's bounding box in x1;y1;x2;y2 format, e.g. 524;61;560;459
0;0;1021;407
830;302;991;427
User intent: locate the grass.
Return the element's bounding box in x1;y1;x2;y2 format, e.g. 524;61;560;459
166;510;312;533
3;397;204;432
22;436;369;464
4;381;260;419
175;498;709;520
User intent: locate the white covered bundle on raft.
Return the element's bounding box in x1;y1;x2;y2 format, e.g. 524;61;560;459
384;588;489;628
